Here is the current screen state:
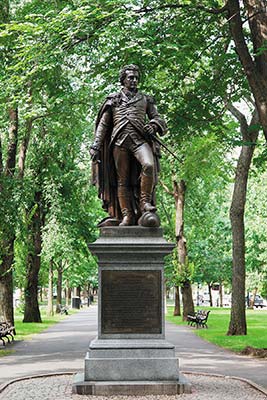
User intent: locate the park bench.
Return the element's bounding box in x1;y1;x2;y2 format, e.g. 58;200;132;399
58;305;68;315
0;321;15;346
187;310;210;329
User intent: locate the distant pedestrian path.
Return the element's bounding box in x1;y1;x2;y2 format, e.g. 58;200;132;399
0;305;266;392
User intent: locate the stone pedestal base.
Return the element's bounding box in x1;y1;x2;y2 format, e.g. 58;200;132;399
73;373;191;395
72;227;191;395
73;337;192;395
85;338;179;381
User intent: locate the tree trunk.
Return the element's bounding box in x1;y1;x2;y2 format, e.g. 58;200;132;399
173;285;181;316
0;238;15;325
208;283;213;307
227;107;259;335
87;284;91;306
224;2;267;333
228;178;248;336
174;179;194;320
5;108;19;176
83;284;89;307
55;263;63;313
0;107;19;326
219;283;223;308
250;287;258;308
18;118;32;179
181;281;194;319
65;283;72;307
0;137;3;175
47;261;54;316
23;192;43;323
65;281;69;307
0;1;9;23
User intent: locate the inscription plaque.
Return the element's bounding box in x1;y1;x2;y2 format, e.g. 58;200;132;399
101;270;162;334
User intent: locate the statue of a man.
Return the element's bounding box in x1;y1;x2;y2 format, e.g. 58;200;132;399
90;64;167;227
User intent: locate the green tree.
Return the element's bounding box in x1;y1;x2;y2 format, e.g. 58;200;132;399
0;0;21;325
226;104;260;334
2;0;265;335
245;168;267;302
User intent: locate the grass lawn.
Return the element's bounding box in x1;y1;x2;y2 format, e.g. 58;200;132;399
166;306;267;353
0;306;76;357
14;313;64;341
0;349;15;357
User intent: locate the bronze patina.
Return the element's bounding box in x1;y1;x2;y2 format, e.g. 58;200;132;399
90;65;167;227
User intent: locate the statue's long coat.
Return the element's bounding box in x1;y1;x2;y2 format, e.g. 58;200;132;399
91;91;166;225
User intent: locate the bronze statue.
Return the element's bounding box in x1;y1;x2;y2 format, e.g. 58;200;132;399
90;64;167;227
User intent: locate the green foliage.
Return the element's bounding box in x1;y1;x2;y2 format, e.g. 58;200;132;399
158;131;232;289
0;0;266;310
172;248;195;285
261;280;267;299
1;0;107;295
245;167;267;295
0;349;14;357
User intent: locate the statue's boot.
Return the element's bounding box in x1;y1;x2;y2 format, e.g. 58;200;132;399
140;174;157;213
118;187;134;226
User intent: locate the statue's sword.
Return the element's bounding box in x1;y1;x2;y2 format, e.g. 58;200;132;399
150;134;182;162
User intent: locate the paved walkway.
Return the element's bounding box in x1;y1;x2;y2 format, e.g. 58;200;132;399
0;306;97;384
166;320;267;389
0;305;266;390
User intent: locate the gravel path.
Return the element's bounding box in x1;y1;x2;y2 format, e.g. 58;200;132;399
0;374;266;400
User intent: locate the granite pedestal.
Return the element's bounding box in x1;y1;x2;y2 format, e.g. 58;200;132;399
73;226;191;395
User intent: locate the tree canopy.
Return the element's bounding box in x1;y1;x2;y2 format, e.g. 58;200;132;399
0;0;266;335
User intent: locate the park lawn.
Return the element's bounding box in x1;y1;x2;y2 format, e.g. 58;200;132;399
0;349;15;357
14;306;78;341
166;306;267;352
14;313;64;341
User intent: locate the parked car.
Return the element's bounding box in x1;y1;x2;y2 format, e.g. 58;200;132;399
249;295;266;308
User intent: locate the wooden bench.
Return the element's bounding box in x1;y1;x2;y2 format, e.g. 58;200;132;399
187;310;210;329
0;322;15;346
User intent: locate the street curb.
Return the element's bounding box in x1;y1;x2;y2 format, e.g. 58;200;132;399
0;370;266;397
182;370;267;397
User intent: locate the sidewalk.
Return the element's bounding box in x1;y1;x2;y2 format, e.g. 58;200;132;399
0;304;266;390
0;306;97;384
166;320;267;389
